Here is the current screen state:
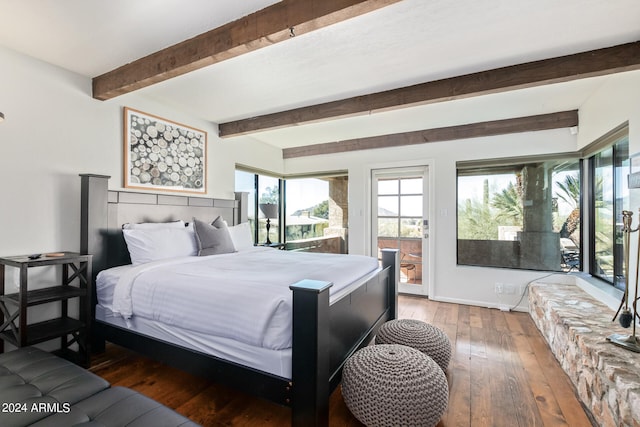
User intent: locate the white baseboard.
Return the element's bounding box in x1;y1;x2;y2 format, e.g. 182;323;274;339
428;295;529;312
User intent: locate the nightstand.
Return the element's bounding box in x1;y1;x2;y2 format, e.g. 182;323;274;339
0;252;92;366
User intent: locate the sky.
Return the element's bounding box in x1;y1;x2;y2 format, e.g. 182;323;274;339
285;178;329;215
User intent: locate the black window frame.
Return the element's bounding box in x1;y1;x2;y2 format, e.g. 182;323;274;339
234;168;283;245
587;126;629;290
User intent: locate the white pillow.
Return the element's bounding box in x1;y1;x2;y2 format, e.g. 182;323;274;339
123;227;197;264
123;220;186;230
227;222;254;251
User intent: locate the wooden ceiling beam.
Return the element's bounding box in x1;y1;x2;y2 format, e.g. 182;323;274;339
282;110;578;158
221;42;640;137
92;0;400;100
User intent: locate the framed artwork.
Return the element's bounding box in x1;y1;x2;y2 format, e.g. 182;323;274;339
123;107;207;194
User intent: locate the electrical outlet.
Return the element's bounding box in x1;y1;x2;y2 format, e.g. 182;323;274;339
504;284;516;295
495;283;503;294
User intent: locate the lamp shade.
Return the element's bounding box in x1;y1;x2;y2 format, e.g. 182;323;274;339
259;203;278;219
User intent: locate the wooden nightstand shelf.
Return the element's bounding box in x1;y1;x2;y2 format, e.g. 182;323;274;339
0;252;92;366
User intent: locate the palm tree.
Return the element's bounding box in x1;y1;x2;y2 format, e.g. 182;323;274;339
556;174;580;238
491;182;523;224
458;198;501;240
556;174;580;208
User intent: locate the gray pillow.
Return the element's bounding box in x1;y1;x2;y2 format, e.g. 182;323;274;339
193;216;237;256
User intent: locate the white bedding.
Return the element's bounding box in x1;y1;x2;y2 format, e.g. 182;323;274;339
96;247;379;350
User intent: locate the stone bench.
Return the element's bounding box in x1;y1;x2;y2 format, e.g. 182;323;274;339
528;277;640;426
0;346;198;427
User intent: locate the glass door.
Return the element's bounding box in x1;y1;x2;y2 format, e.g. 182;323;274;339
590;132;629;290
372;167;429;295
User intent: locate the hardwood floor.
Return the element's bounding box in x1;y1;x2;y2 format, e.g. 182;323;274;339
89;296;593;426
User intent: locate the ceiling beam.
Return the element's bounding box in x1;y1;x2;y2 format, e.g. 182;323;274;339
220;42;640;137
282;110;578;158
92;0;400;100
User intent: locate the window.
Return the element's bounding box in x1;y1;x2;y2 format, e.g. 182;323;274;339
235;169;281;245
284;175;349;253
457;155;581;271
235;169;348;253
285;178;329;241
588;126;629;290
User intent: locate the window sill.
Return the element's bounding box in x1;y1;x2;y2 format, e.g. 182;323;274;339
569;272;624;312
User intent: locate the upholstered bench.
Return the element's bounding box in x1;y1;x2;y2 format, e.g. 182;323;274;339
0;347;198;427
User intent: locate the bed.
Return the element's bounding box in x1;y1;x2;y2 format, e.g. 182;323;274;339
79;174;399;426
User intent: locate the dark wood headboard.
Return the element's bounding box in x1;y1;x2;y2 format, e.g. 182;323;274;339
79;174;245;277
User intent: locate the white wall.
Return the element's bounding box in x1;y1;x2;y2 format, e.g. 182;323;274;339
0;46;280;299
578;71;640;154
284;129;578;310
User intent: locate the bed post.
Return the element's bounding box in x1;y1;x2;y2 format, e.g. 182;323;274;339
381;248;399;319
289;279;332;427
79;173;110;353
79;174;110;276
234;191;248;225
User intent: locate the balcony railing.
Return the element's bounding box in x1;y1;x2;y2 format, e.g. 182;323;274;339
285;235;344;254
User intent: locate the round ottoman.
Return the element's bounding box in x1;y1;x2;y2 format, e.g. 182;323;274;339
342;344;448;427
375;319;452;372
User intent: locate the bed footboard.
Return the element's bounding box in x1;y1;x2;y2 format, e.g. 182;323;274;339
289;248;398;426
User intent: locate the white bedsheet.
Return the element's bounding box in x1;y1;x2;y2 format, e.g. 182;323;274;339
97;247;379;350
95;305;293;378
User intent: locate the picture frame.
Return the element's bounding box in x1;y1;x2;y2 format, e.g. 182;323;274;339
123;107;207;194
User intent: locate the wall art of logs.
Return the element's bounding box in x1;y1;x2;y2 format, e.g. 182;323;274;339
124;107;207;194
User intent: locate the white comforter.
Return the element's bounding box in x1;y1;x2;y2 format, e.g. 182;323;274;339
99;247;379;350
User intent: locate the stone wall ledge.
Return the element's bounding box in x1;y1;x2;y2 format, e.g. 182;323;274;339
528;277;640;426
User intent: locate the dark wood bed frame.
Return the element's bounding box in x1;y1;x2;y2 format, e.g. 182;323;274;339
79;174;398;426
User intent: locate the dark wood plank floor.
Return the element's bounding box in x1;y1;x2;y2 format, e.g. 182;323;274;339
89;296;593;426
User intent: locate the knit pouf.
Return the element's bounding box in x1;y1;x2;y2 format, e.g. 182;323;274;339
342;344;448;427
375;319;452;372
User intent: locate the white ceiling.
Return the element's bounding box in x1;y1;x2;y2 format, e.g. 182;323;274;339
1;0;639;150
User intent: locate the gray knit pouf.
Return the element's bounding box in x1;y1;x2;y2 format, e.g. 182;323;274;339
375;319;452;372
342;344;448;427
